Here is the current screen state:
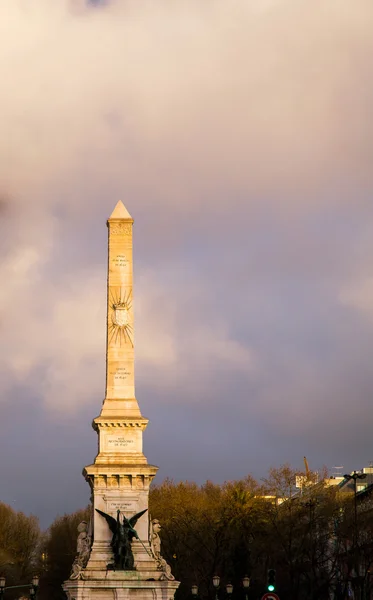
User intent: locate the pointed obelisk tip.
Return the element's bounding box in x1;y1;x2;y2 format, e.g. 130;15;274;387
109;200;133;220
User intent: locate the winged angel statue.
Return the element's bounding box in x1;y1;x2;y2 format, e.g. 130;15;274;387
96;508;147;570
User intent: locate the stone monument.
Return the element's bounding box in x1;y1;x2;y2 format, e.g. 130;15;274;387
63;202;179;600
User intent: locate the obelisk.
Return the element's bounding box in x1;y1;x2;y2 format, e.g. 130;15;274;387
86;200;156;551
101;200;141;421
63;202;179;600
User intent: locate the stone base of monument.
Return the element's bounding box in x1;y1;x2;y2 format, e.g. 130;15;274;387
63;575;179;600
84;541;156;572
63;542;180;600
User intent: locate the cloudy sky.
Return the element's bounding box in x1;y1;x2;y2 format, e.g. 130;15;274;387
1;0;373;528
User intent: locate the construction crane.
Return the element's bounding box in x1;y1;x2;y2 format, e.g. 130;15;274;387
304;456;311;481
296;457;318;490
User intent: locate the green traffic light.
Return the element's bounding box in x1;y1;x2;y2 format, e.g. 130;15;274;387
268;585;275;592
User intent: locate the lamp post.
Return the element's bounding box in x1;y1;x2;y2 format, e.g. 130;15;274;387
213;575;220;600
0;574;40;599
0;577;5;600
344;471;367;599
226;582;233;600
242;576;250;600
191;585;198;599
30;575;39;600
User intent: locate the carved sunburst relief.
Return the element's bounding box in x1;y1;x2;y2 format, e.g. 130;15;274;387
108;288;133;347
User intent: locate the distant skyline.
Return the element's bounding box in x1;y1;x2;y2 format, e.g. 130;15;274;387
1;0;373;528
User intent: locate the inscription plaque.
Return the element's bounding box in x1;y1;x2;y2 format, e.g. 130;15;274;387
107;435;135;450
107;500;138;512
112;254;129;268
114;367;131;383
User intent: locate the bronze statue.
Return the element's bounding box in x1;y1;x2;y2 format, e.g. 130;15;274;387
96;508;147;570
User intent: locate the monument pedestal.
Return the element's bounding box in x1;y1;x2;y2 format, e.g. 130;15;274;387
63;573;179;600
63;203;179;600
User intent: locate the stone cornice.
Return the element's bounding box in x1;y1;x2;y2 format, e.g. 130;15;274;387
93;418;149;432
83;464;158;477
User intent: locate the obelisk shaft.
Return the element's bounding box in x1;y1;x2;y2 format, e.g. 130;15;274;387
99;201;141;418
106;204;134;400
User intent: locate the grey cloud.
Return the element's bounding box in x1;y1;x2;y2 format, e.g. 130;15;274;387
1;0;373;525
1;0;373;215
0;195;11;215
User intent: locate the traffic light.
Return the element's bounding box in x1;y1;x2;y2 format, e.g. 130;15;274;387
267;569;276;592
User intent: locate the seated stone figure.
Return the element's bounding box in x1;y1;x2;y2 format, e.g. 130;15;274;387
149;518;175;581
70;521;92;580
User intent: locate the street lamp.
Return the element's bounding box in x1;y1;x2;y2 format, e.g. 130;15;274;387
226;583;233;597
242;576;250;600
191;585;198;598
0;577;5;600
30;575;39;600
213;575;220;600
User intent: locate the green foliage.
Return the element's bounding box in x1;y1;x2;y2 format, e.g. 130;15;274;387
38;506;91;600
4;464;373;600
150;479;225;598
0;502;41;600
149;475;272;600
148;467;353;600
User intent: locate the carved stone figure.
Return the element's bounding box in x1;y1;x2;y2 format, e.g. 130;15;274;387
150;518;161;558
149;518;175;581
70;521;92;580
96;508;147;570
158;557;175;581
